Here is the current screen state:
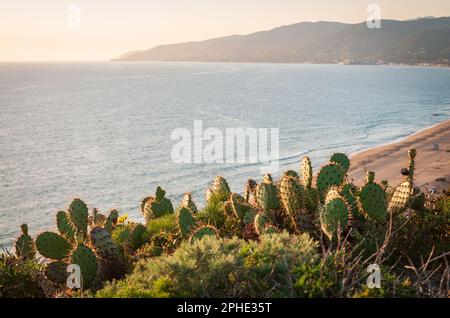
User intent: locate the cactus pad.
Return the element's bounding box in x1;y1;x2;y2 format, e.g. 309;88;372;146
316;163;345;202
320;189;349;240
189;225;218;243
57;211;76;241
142;187;174;222
90;227;119;258
46;261;68;284
68;199;88;235
181;193;198;214
254;213;270;235
388;181;413;213
229;193;252;221
70;245;97;289
330;153;350;173
301;156;313;189
15;224;35;259
177;207;196;238
359;182;387;223
280;176;303;218
283;170;300;181
341;184;364;221
36;231;72;260
255;177;280;211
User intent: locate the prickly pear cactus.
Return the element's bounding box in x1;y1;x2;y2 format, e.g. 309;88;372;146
229;193;252;221
142;187;174;223
316;163;345;202
341;184;364;221
189;225;218;243
181;192;198;214
388;149;418;213
36;231;72;260
256;175;280;211
280;176;303;219
104;209;119;233
112;222;147;251
68;199;89;235
388;181;413;213
254;213;270;235
358;172;387;223
90;208;106;227
244;179;257;204
57;211;76;242
45;260;68;284
320;188;349;240
283;170;300;181
206;176;231;203
70;244;97;289
15;224;36;259
90;227;119;258
408;148;417;182
301;156;313;189
330;153;350;174
177;207;196;238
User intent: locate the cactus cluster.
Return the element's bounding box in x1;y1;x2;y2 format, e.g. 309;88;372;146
34;199;126;289
12;148;424;292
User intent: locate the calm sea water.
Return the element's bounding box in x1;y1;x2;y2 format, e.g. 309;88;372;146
1;62;450;247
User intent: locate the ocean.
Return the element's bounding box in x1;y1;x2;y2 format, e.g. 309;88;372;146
1;62;450;247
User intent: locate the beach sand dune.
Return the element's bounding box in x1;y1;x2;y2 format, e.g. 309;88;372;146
348;120;450;193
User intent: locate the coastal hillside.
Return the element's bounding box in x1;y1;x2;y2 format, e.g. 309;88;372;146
114;17;450;65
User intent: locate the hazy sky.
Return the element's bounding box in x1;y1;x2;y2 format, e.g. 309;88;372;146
1;0;450;61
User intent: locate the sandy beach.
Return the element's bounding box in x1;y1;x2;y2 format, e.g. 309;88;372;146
348;119;450;193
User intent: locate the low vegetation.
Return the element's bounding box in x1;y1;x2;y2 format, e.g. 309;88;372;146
1;149;449;298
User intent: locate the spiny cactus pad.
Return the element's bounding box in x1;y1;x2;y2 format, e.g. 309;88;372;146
359;182;387;222
181;193;198;214
36;231;72;260
316;163;345;202
301;156;313;189
143;187;174;222
70;245;97;289
45;261;68;284
229;193;252;221
341;184;364;221
320;189;349;240
280;176;303;218
68;199;88;235
177;207;196;238
256;179;280;211
330;153;350;173
57;211;76;241
209;176;231;200
388;181;413;213
90;227;119;258
283;170;300;181
254;213;270;235
15;224;35;259
189;225;218;243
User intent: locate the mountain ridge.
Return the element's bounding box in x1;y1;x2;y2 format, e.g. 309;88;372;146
114;17;450;65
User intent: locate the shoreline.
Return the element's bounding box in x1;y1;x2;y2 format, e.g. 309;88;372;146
348;119;450;192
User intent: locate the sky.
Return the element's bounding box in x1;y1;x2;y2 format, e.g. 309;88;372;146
1;0;450;61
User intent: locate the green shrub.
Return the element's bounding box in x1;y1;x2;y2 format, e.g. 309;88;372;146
96;232;318;298
0;252;45;298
